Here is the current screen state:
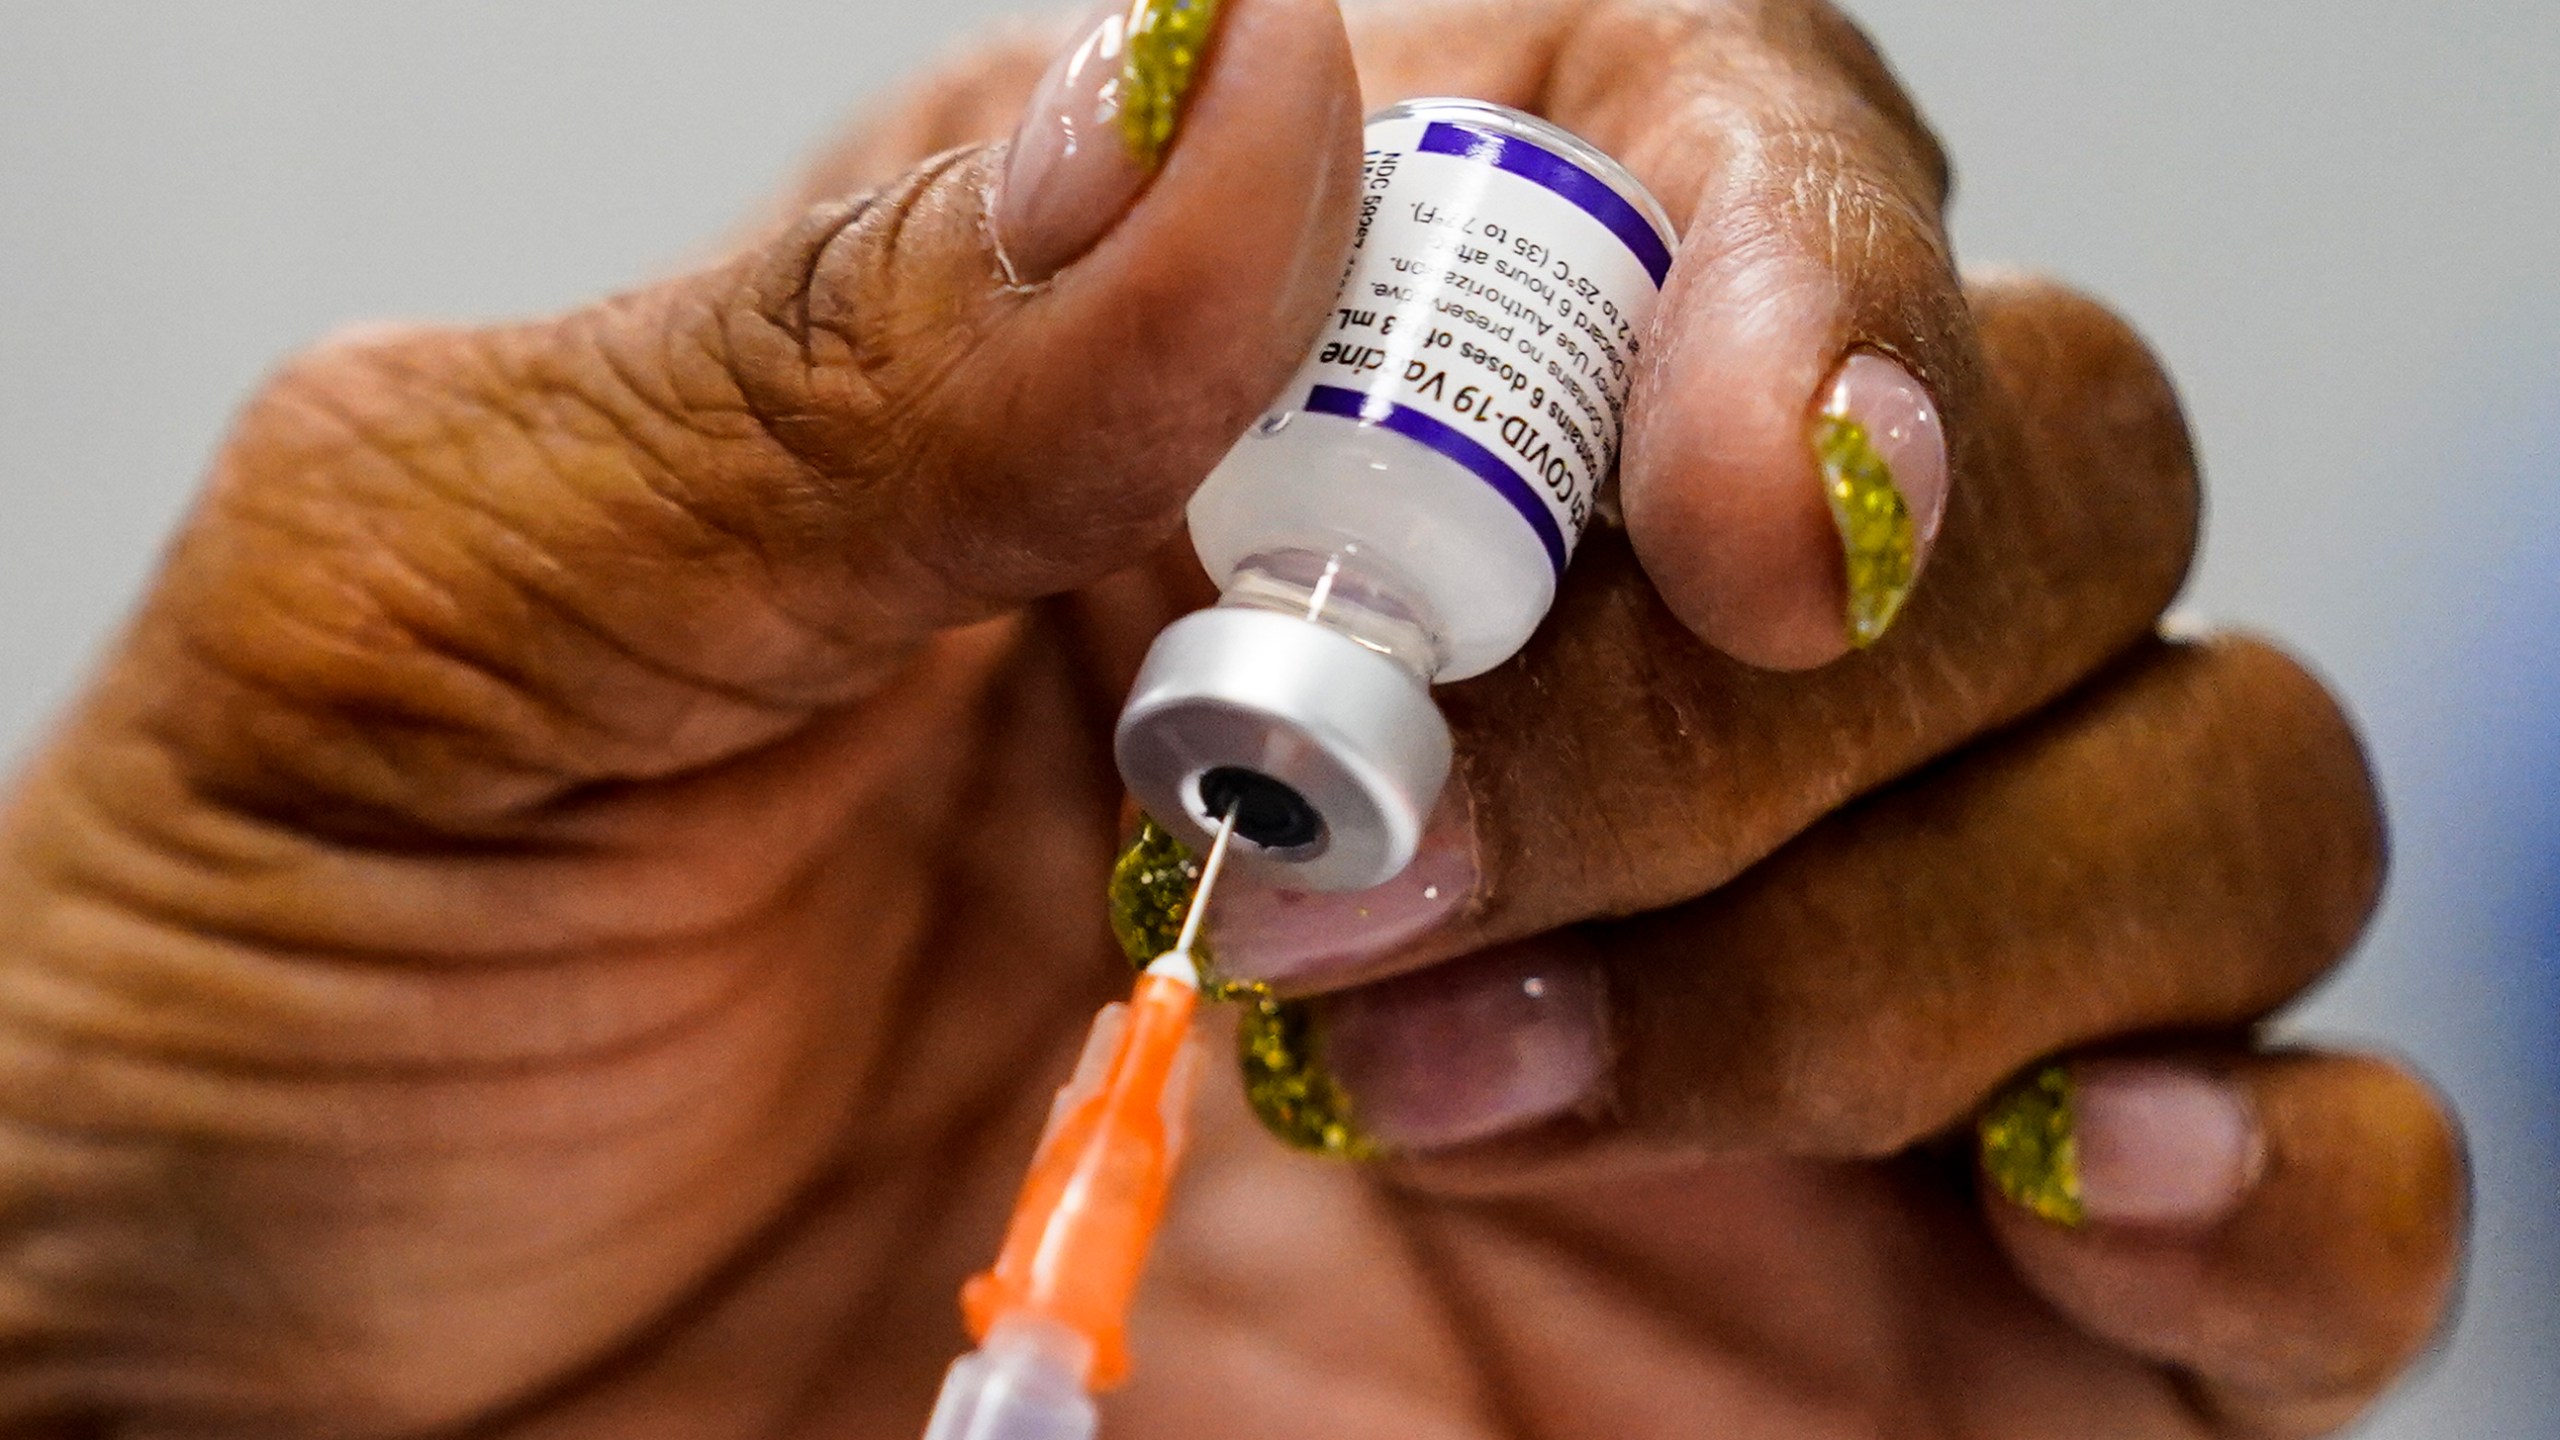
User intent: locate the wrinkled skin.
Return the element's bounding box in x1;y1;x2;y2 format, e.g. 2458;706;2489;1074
0;1;2461;1436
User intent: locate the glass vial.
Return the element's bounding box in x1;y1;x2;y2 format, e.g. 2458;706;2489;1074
1117;98;1675;891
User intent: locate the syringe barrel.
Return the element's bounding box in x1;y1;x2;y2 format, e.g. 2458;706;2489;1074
923;1316;1098;1440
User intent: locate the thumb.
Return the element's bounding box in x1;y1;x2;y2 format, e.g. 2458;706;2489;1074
145;0;1361;823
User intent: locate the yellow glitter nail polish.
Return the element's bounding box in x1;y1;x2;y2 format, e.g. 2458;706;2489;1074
1108;817;1372;1156
1119;0;1222;168
1979;1065;2085;1227
1108;815;1259;1001
1813;413;1918;648
1238;995;1377;1160
1108;815;1204;964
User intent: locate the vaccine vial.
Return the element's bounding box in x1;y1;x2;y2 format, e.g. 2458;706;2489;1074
1117;98;1675;891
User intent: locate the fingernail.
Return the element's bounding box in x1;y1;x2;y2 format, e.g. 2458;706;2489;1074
996;0;1224;283
2072;1061;2264;1227
1238;996;1377;1160
1119;0;1221;168
1979;1065;2085;1227
1813;351;1948;647
1981;1062;2266;1230
1210;791;1478;988
1244;944;1610;1157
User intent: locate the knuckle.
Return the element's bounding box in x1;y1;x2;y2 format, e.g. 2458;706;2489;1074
1685;1053;1945;1159
1585;0;1951;206
184;387;595;818
721;146;1003;486
178;327;824;825
1755;123;1965;354
1728;988;1972;1156
144;145;1033;832
705;148;1031;604
1726;1046;1934;1156
1616;919;1947;1157
1790;0;1952;204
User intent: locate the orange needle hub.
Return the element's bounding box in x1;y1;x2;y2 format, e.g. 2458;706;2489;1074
961;964;1199;1389
957;806;1238;1392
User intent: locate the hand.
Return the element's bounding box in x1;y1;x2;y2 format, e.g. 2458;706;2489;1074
0;1;2460;1436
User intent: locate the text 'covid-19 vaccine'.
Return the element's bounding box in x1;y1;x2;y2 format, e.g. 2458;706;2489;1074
1118;98;1675;890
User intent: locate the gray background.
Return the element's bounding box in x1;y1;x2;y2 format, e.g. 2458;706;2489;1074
3;1;2553;1434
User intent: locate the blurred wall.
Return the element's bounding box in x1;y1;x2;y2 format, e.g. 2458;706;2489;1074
2;2;2553;1435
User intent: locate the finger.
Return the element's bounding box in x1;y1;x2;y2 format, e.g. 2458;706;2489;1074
1981;1050;2467;1438
1542;0;1968;668
1348;0;1967;665
1232;636;2381;1167
802;0;2034;670
138;0;1361;829
1214;273;2201;986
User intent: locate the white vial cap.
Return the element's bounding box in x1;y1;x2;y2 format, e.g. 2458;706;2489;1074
1116;608;1453;893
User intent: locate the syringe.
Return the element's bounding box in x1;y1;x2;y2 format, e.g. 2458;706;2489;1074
921;808;1241;1440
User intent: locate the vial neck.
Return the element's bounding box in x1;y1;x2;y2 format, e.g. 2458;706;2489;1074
1217;548;1444;681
